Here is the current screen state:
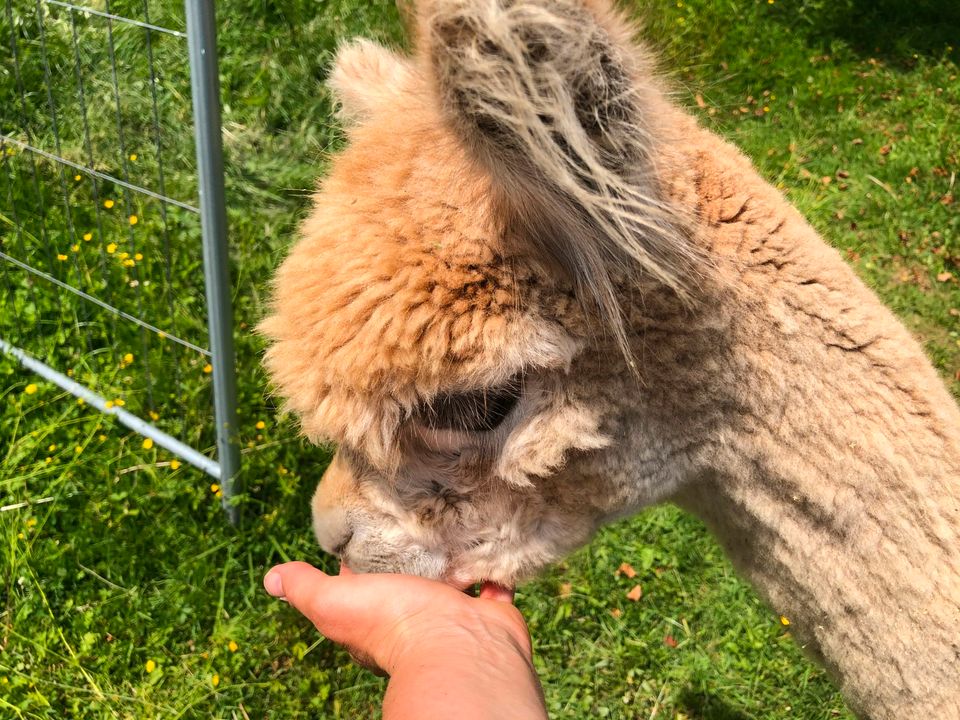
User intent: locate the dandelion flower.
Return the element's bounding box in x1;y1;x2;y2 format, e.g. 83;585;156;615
228;640;238;652
134;252;143;261
211;673;220;687
118;251;129;259
142;438;154;450
145;659;156;673
149;410;159;421
203;363;213;374
24;383;38;395
57;253;68;261
129;215;138;226
255;420;266;430
170;460;181;470
129;153;138;161
48;444;57;452
104;400;114;409
780;615;791;626
77;397;85;406
106;243;117;254
104;199;115;209
210;483;220;493
124;353;134;364
83;232;93;241
75;446;83;454
99;434;107;441
71;244;80;252
74;174;82;181
114;398;125;407
216;489;223;498
122;259;135;267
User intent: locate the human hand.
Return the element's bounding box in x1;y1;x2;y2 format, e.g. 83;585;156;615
263;561;527;674
263;562;548;720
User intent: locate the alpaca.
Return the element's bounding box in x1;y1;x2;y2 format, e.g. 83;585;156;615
260;1;960;717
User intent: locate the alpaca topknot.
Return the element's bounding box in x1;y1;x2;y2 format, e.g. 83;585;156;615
419;0;709;360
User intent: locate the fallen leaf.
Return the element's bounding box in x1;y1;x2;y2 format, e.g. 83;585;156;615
617;562;637;579
937;271;954;283
821;176;832;185
940;193;954;206
626;585;643;602
663;635;678;648
559;582;573;598
879;144;891;155
695;93;706;108
610;608;623;619
852;137;864;145
949;308;959;317
836;169;850;179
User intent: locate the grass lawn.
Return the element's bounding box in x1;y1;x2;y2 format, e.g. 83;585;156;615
1;0;958;717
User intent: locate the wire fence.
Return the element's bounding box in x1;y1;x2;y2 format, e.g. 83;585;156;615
0;0;240;519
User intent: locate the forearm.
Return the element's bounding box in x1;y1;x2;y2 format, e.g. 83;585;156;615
383;637;547;720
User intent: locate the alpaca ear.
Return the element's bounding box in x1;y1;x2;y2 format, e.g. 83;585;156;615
328;39;415;123
419;0;703;358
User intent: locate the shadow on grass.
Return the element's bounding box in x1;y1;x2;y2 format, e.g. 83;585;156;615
679;689;754;720
780;0;960;62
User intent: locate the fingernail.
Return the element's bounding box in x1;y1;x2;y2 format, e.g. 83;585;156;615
263;569;284;598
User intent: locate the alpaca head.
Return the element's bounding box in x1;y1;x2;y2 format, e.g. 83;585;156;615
261;0;703;586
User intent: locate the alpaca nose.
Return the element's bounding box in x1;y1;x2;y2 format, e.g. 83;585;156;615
311;450;358;556
312;504;353;556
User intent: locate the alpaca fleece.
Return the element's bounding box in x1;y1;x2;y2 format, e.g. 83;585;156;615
261;1;960;717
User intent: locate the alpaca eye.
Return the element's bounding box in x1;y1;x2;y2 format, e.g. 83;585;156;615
420;382;521;433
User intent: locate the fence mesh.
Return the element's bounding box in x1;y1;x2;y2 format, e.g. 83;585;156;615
1;0;238;499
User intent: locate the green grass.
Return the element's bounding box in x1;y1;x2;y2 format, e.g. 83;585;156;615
1;0;958;717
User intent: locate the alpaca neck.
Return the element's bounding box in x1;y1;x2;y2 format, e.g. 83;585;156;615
673;428;960;719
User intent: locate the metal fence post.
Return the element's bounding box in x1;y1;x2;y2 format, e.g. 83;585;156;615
185;0;241;522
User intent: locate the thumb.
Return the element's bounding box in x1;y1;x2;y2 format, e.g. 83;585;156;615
263;561;384;650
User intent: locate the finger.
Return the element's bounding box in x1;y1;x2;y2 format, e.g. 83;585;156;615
338;561;354;577
264;561;387;649
478;581;515;603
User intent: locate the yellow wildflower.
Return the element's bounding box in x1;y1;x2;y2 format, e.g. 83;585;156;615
255;420;266;430
71;244;79;252
99;434;107;441
145;659;156;673
203;363;213;374
123;353;134;364
25;383;38;395
780;615;791;626
104;400;114;409
75;446;83;454
170;460;181;470
74;174;82;181
122;259;135;267
142;438;154;450
106;243;117;254
104;199;115;209
26;518;36;527
216;490;223;498
114;399;125;407
134;252;143;261
210;483;220;493
129;153;138;161
57;253;68;261
149;410;159;421
228;640;238;652
129;215;138;226
48;444;56;452
118;251;129;259
77;397;85;406
83;232;92;241
211;673;220;687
